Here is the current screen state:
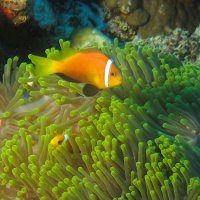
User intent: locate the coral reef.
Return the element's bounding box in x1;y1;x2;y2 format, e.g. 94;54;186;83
105;16;136;41
48;1;104;40
138;0;200;38
0;0;32;25
32;0;55;31
1;39;200;199
29;0;105;39
134;27;200;64
70;27;111;49
102;0;200;39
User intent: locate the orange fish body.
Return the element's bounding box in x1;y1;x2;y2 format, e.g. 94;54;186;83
29;47;122;96
56;51;115;88
50;135;65;149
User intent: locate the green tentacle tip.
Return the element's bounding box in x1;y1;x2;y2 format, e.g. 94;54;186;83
0;111;11;118
26;64;34;72
40;81;47;87
17;120;25;126
15;89;23;96
17;187;27;196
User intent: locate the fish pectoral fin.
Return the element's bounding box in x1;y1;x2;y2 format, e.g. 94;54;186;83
83;84;101;97
56;73;80;83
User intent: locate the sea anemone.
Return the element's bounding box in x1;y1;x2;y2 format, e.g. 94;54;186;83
0;39;200;199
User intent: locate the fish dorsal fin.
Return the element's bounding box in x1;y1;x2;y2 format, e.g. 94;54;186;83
59;47;79;60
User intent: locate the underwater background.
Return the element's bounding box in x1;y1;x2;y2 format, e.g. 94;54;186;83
0;0;200;199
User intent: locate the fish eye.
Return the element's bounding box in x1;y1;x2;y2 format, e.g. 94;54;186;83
111;72;116;76
58;140;63;144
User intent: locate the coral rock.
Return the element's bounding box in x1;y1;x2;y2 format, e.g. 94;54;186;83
138;0;200;38
102;0;200;39
0;0;26;11
0;0;32;25
124;8;149;26
70;27;111;49
105;0;118;9
135;27;200;64
137;0;177;38
106;16;136;41
118;0;139;14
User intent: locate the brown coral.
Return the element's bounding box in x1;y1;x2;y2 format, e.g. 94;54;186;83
102;0;200;39
124;8;149;26
118;0;139;14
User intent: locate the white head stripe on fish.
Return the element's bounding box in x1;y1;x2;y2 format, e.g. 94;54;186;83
63;134;69;142
104;59;113;87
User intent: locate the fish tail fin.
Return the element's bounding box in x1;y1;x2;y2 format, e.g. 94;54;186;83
28;54;57;76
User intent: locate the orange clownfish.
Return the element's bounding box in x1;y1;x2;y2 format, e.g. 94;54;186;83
28;47;122;96
50;134;79;152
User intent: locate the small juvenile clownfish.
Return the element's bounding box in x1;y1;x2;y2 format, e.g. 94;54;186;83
28;47;122;96
50;134;79;152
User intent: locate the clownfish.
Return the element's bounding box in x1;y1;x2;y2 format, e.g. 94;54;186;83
28;47;122;96
50;134;80;152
